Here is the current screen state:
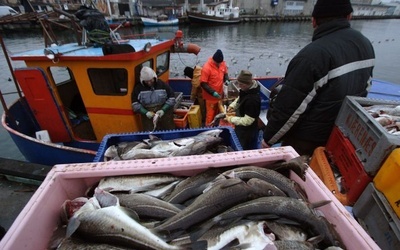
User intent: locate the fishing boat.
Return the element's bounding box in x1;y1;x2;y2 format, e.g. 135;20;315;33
140;16;179;27
0;25;203;166
187;0;240;24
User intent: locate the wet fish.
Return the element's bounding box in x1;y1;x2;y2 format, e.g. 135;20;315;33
61;197;89;223
170;220;275;250
265;155;310;180
273;240;315;250
114;193;182;220
364;104;400;116
201;196;342;249
120;148;172;160
150;139;195;152
97;174;183;193
264;220;308;241
245;178;287;197
164;168;224;204
218;165;308;200
119;130;224;160
154;178;274;233
143;180;181;199
208;113;226;126
104;142;149;160
57;236;131;250
66;197;182;250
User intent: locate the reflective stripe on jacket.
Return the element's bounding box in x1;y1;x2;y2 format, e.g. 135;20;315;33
263;18;375;146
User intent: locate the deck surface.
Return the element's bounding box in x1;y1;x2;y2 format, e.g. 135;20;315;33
0;158;51;240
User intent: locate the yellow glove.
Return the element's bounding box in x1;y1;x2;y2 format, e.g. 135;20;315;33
225;115;234;123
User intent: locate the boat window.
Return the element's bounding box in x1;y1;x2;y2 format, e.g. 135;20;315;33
156;52;169;76
87;68;128;96
135;61;153;84
49;66;73;85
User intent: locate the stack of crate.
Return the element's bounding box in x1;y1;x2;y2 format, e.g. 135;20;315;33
310;96;400;249
174;99;193;129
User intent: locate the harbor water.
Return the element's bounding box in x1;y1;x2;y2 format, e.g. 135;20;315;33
0;19;399;162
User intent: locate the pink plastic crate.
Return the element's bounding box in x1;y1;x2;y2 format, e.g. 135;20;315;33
0;147;379;250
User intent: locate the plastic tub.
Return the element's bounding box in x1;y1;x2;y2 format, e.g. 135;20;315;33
93;127;242;162
0;147;379;250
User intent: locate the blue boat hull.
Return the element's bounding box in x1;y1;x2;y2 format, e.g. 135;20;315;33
2;99;98;166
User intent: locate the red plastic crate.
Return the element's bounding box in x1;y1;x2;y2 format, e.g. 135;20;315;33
173;110;188;128
325;126;372;205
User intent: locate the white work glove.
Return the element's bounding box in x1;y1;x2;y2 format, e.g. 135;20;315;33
156;110;165;118
146;111;155;119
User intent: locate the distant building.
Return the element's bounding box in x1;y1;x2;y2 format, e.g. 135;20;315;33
175;0;398;17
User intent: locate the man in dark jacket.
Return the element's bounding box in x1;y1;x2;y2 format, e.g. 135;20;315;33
225;70;261;150
131;66;176;131
261;0;375;156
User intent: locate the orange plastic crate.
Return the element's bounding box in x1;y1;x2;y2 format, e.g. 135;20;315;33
173;110;188;128
310;147;350;205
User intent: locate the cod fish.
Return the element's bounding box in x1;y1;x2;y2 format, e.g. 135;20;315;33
264;220;308;241
66;197;183;250
272;240;315;250
97;174;183;193
57;236;131;250
218;165;308;200
120;148;172;160
208;113;226;126
104;141;149;160
155;178;278;233
199;196;342;249
114;193;182;220
170;220;275;250
265;155;310;181
164;168;225;204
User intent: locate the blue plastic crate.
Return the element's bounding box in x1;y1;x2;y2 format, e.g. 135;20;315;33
94;126;242;162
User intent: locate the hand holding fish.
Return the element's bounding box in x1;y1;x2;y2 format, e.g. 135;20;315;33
224;115;234;123
146;111;155;119
152;114;160;131
155;110;164;118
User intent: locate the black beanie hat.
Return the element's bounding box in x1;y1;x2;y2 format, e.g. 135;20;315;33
184;67;194;79
312;0;353;18
212;49;224;63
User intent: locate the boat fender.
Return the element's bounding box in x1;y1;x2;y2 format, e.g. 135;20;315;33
173;43;201;55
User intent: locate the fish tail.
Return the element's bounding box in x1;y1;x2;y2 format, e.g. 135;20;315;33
310;200;331;209
189;217;219;242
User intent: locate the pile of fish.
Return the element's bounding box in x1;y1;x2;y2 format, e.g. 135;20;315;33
103;129;234;161
364;104;400;134
50;156;346;249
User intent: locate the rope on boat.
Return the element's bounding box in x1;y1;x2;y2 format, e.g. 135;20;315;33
87;29;112;45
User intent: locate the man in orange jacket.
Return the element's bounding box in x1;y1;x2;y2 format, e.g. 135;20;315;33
200;49;229;126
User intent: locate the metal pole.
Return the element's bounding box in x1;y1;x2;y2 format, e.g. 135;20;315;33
0;36;21;97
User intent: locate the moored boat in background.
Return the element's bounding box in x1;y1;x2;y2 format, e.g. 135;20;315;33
140;16;179;27
187;0;240;24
